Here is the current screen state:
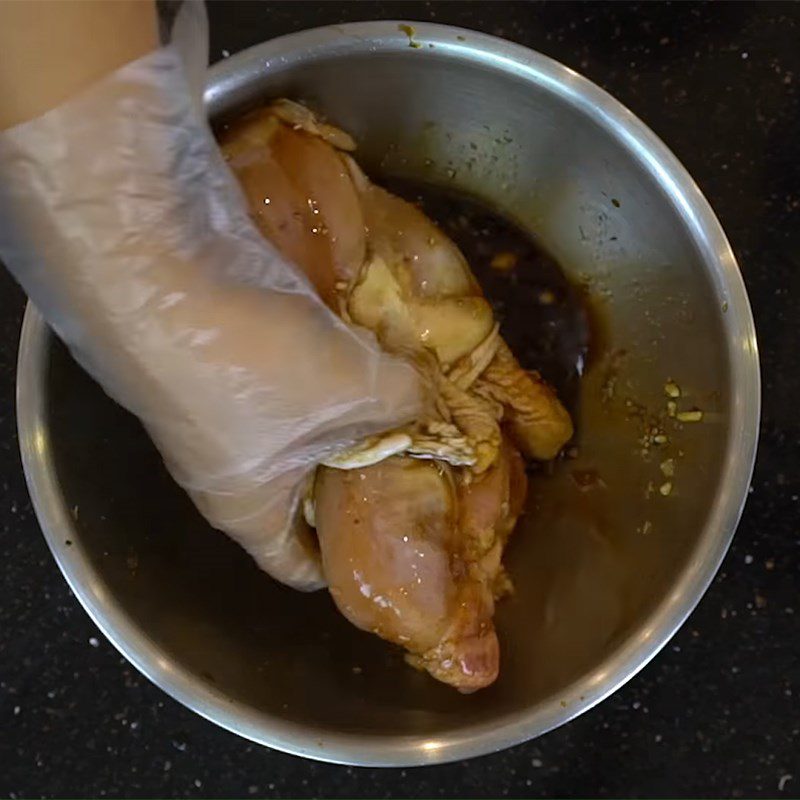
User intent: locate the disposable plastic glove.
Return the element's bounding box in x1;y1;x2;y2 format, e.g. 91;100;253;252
0;34;424;590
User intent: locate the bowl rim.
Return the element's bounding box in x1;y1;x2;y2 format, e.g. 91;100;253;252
16;20;760;767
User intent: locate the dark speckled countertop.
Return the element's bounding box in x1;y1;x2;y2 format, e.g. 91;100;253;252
2;2;798;797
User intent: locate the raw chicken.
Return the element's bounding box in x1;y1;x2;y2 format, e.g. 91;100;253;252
314;439;526;691
219;100;573;691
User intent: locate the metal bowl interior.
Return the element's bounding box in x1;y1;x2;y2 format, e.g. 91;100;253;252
16;22;759;766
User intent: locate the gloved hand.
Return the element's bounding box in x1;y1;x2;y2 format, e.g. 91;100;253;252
0;4;424;590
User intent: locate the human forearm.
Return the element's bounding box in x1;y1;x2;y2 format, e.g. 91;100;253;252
0;0;157;129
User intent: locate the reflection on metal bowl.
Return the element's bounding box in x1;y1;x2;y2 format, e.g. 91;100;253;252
16;22;759;766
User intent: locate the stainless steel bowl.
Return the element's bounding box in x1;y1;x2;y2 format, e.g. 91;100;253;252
17;22;759;766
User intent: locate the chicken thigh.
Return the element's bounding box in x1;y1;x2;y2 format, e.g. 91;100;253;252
219;100;572;691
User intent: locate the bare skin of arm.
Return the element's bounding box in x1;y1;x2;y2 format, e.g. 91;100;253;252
0;0;157;130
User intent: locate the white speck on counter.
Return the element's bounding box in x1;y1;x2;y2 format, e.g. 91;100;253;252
742;51;749;59
88;637;99;648
532;758;543;767
222;49;230;58
745;554;754;564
